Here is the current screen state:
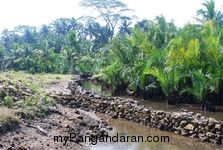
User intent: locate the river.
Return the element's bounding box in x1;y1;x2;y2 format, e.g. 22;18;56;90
82;80;223;150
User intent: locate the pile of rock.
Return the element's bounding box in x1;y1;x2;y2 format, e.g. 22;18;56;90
55;75;223;145
0;73;36;107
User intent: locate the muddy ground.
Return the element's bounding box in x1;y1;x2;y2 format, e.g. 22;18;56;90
0;78;107;150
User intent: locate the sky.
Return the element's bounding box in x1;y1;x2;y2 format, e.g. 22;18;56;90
0;0;222;32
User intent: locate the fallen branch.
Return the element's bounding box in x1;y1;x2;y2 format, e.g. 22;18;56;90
25;123;48;136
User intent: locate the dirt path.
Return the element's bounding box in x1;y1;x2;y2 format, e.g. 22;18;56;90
0;79;99;150
46;79;72;95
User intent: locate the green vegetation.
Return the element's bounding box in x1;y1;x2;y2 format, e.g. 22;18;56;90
0;71;57;122
0;107;19;127
0;0;223;111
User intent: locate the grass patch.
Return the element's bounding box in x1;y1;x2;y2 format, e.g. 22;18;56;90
0;70;73;83
0;71;72;120
32;73;73;83
0;71;74;133
0;107;18;122
0;107;19;134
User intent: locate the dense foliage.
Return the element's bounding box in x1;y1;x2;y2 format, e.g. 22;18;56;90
1;0;223;110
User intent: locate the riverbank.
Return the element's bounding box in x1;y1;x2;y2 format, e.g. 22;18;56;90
0;72;111;150
1;72;223;149
67;75;223;145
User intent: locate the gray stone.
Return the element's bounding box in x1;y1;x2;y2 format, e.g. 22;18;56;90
180;120;188;127
184;124;194;131
215;124;222;130
206;132;216;139
181;129;189;136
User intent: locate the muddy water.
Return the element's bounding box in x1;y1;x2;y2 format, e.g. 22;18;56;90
82;80;223;150
90;113;223;150
82;80;112;96
138;100;223;121
82;80;223;121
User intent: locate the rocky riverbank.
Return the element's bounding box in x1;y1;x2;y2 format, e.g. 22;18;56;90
60;75;223;145
1;72;223;149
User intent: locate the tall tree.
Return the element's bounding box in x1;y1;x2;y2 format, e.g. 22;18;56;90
135;19;150;32
40;24;51;39
118;19;132;35
86;21;111;49
195;0;223;25
51;18;69;36
79;0;134;40
14;25;37;44
1;29;11;50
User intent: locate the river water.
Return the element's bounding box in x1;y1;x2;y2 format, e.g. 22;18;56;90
82;80;223;150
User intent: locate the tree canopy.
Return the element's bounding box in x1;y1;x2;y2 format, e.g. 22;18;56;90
195;0;223;25
79;0;135;39
0;0;223;111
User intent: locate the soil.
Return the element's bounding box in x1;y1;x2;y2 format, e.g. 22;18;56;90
0;79;99;150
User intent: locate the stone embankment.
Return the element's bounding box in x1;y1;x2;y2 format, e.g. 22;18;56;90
55;75;223;145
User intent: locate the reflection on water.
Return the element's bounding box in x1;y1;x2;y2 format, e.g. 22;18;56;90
82;80;223;150
138;100;223;121
82;80;223;121
82;80;112;96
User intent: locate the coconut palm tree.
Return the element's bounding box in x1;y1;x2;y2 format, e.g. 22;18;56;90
34;41;58;73
195;0;223;25
135;19;150;32
40;24;51;40
118;19;132;35
1;29;12;51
